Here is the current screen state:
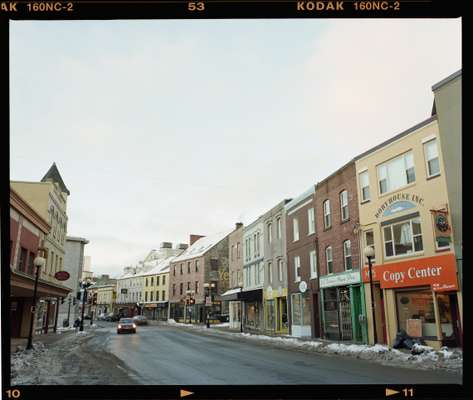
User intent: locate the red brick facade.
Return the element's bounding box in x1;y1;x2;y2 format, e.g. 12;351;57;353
315;162;361;277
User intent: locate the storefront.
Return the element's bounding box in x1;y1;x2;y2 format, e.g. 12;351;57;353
320;271;366;343
362;253;461;348
221;288;242;330
240;288;263;332
264;286;289;335
290;281;311;338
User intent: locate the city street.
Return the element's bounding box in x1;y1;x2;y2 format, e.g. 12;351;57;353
12;321;460;385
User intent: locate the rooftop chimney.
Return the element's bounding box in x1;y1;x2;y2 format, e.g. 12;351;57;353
178;243;189;250
190;234;205;246
160;242;172;249
235;222;243;230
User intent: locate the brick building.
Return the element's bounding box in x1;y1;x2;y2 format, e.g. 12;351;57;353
315;161;367;343
169;230;232;323
285;187;320;338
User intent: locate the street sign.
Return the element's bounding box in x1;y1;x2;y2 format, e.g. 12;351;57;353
55;271;70;281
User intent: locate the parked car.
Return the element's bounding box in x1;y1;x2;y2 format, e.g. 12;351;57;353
133;315;148;325
117;318;136;334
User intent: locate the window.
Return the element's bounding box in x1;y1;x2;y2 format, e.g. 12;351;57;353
308;208;316;235
187;281;191;290
326;246;333;274
383;217;423;257
237;242;241;259
310;250;317;279
396;290;436;338
188;262;191;273
256;262;264;285
156;290;159;300
340;190;349;221
364;230;376;263
293;218;299;242
268;223;272;243
343;240;352;270
195;260;199;272
378;152;416;194
268;262;272;284
256;232;260;256
323;200;332;229
231;245;235;261
254;234;257;256
277;217;282;239
150;292;154;301
156;276;159;286
195;281;199;294
151;277;154;286
162;291;165;301
162;275;165;285
278;259;283;282
145;278;148;287
179;283;183;295
173;267;176;276
145;292;148;302
27;252;35;275
294;256;301;282
424;139;440;177
359;170;370;202
180;264;183;275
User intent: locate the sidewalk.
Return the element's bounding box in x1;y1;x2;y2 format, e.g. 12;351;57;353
10;325;94;353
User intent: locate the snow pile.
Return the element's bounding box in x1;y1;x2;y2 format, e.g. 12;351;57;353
212;323;230;328
57;326;75;332
76;331;89;336
167;319;194;327
11;342;48;384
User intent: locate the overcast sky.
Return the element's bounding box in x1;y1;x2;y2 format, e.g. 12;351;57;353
10;18;461;278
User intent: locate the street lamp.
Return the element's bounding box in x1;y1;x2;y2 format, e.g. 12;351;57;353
26;254;46;350
364;246;378;344
203;283;210;328
79;278;92;332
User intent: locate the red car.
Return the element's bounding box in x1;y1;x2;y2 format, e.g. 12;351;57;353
117;318;136;334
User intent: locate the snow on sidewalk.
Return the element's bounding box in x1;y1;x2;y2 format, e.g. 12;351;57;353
163;320;462;374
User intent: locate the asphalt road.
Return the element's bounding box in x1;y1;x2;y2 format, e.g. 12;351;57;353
91;323;461;385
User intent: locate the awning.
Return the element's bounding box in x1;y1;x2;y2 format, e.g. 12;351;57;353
220;287;242;301
239;288;263;302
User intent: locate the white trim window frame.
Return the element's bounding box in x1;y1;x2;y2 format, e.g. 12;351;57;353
278;259;283;282
323;200;332;229
268;261;273;284
377;151;416;195
308;208;316;235
294;256;301;282
293;218;300;242
383;217;423;258
268;223;272;244
424;138;441;178
364;230;376;263
326;246;333;274
340;190;349;221
277;217;282;239
310;249;317;279
343;240;352;270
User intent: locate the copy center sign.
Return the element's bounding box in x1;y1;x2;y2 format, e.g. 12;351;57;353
362;254;458;292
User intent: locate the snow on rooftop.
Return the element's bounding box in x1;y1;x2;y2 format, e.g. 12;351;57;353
140;256;175;276
172;229;233;263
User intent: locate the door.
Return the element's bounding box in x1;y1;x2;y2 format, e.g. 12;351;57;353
439;293;462;348
351;286;363;343
338;288;353;341
379;286;387;344
312;294;321;338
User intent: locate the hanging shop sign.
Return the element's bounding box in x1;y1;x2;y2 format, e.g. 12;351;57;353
362;254;458;292
54;271;70;281
298;281;308;293
432;209;452;246
319;271;360;289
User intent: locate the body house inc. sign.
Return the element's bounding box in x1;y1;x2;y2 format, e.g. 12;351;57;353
362;254;458;292
375;192;424;219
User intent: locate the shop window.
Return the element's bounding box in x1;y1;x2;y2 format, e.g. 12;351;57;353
359;170;370;202
396;290;436;338
378;151;416;194
28;252;35;275
343;240;352;270
291;294;302;326
383;217;423;258
424;139;440;178
266;300;275;331
340;190;349;221
18;247;27;273
323;200;332;229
